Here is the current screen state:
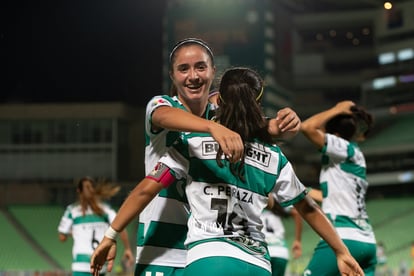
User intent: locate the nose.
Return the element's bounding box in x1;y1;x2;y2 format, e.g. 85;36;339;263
189;68;199;80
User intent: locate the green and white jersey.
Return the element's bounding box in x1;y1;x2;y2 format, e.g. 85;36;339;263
261;209;288;259
159;133;306;271
137;95;214;268
319;133;376;244
57;203;116;273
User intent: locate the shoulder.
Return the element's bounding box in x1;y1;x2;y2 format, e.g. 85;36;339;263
100;201;114;211
147;95;183;108
65;202;78;211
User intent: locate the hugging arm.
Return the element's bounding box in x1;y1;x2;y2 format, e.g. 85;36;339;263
152;106;244;162
90;163;176;275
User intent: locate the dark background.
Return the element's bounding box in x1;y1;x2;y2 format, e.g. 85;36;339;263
2;0;167;106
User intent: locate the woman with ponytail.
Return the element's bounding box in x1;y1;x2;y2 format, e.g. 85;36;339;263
58;176;134;276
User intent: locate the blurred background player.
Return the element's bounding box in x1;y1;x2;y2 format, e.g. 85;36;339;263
262;194;302;276
58;176;134;276
301;101;377;276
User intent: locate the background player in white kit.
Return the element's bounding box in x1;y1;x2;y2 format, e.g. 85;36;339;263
301;101;377;276
58;176;134;276
262;194;302;276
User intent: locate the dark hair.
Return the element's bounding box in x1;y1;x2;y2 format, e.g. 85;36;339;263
76;176;120;216
325;114;356;141
351;105;374;138
169;38;214;66
215;67;272;179
169;38;215;96
77;176;95;192
325;105;374;141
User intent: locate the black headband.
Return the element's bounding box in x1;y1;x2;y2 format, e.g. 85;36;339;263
169;38;214;64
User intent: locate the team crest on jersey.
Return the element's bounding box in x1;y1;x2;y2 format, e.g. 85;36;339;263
151;98;167;107
245;145;270;167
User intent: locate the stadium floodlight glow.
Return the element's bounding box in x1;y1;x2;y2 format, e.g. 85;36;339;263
397;48;414;61
372;76;397;90
398;171;413;183
378;52;395;64
384;2;392;10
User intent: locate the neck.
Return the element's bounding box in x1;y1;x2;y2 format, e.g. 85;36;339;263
180;96;208;117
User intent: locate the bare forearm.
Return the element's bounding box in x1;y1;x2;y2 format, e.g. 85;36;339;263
300;107;338;148
301;101;355;133
119;230;131;250
295;197;349;255
111;179;163;232
292;208;303;242
152;106;213;133
301;107;338;133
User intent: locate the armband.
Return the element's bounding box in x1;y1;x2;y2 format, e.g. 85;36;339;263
146;162;176;188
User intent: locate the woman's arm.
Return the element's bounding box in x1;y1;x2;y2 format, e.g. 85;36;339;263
90;177;165;275
294;195;364;275
153;106;244;161
290;207;303;259
307;188;323;203
301;101;355;149
119;229;134;269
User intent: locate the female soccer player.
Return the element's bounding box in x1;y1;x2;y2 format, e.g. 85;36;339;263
301;101;377;275
58;176;134;275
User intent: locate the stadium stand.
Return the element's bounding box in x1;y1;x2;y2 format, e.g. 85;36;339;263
6;205;72;271
0;208;54;271
1;204;137;275
283;197;414;274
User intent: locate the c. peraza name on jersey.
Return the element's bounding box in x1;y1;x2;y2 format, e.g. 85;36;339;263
203;184;253;204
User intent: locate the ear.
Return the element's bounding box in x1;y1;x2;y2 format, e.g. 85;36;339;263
169;70;174;82
212;65;216;75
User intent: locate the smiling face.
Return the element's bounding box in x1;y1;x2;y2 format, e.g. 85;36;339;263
169;44;216;113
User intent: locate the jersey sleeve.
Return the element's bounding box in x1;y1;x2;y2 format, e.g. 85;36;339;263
145;95;174;135
103;204;117;223
322;133;353;162
273;162;307;207
57;205;73;234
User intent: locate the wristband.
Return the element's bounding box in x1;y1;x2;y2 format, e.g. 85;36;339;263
105;226;119;240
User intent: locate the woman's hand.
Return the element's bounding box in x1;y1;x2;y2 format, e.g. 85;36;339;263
90;237;117;276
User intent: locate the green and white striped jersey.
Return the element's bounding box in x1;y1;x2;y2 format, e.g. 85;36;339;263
159;132;307;263
137;95;215;268
58;202;116;273
319;133;376;243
